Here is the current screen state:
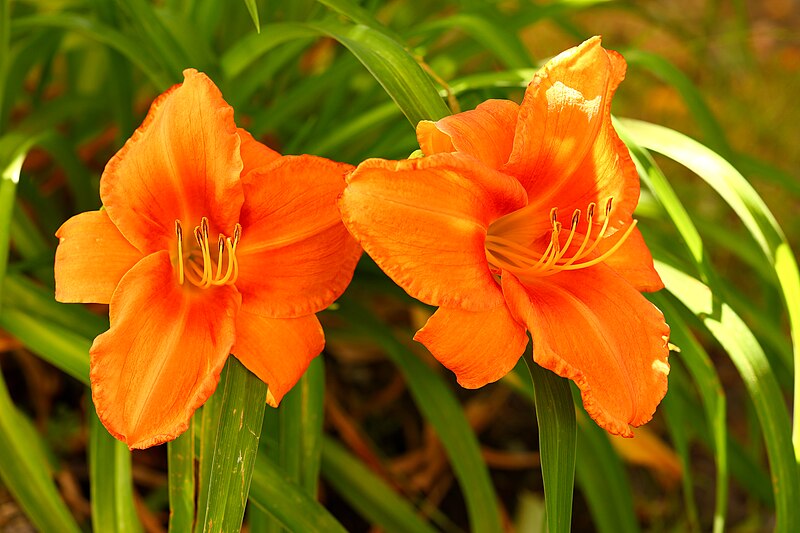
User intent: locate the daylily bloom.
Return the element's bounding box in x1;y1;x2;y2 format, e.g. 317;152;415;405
339;37;669;436
55;69;361;449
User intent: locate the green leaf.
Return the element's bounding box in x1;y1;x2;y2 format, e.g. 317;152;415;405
657;261;800;533
335;297;503;533
249;454;348;533
0;374;82;533
0;308;90;384
89;404;142;533
12;14;172;90
311;21;450;125
622;118;800;464
652;293;727;533
527;360;576;533
321;436;439;533
220;22;319;79
168;427;195;533
244;0;261;33
195;357;267;533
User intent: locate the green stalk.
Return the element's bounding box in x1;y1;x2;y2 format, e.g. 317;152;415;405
168;424;196;532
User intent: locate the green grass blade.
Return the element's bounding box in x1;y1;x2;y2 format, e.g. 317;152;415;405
287;355;325;495
0;374;82;533
244;0;261;33
12;14;172;90
575;414;639;533
168;426;195;533
89;404;142;533
412;13;532;69
623;118;800;464
321;436;439;533
527;360;576;533
311;20;450;125
196;357;267;533
657;261;800;533
0;0;10;135
220;23;319;79
336;297;503;533
652;293;727;533
249;454;348;533
0;308;90;384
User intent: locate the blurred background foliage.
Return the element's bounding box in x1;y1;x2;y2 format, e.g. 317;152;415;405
1;0;799;532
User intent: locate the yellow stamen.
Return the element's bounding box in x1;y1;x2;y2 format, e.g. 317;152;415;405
175;218;241;288
485;197;635;278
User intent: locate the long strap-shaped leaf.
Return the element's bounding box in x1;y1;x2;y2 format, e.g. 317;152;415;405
621;118;800;464
195;357;267;533
336;297;503;533
527;361;576;533
89;405;142;533
657;261;800;533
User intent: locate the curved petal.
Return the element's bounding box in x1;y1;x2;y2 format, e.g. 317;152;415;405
416;99;519;169
236;155;361;318
505;38;638;223
414;304;528;388
238;128;280;181
55;211;144;304
597;226;664;292
90;251;240;449
100;69;244;254
232;310;324;407
339;153;527;311
502;267;669;436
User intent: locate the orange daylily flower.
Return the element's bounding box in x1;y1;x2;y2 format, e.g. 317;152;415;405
55;69;361;449
339;37;669;436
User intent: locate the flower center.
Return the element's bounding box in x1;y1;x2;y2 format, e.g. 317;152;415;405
484;197;638;278
174;217;241;288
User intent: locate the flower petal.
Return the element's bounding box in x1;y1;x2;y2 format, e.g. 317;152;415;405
597;226;664;292
236;155;361;318
100;69;244;253
339;153;527;311
90;251;240;449
232;310;324;407
416;99;519;169
55;211;143;304
414;304;528;388
238;128;281;180
502;267;669;436
506;37;638;221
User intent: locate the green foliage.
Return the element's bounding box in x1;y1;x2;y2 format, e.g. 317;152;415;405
0;1;798;532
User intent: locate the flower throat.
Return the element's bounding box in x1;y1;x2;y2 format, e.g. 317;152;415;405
174;217;241;288
485;197;637;278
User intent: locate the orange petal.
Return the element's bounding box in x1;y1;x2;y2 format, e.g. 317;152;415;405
238;128;281;180
232;310;324;406
506;38;638;222
502;267;669;436
55;211;143;304
100;69;244;253
90;251;240;449
598;226;664;292
236;155;361;318
414;304;529;388
416;99;519;169
339;153;527;311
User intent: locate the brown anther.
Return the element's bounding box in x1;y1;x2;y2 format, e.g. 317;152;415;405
201;217;210;239
571;210;581;228
175;219;182;239
587;203;596;221
605;197;614;215
233;223;242;245
194;226;204;248
550;207;558;225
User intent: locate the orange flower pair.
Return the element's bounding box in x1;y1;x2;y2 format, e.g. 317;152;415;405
56;37;669;448
55;69;361;448
339;37;670;436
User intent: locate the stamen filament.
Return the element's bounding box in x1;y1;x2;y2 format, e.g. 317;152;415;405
175;220;185;285
177;218;242;288
484;197;635;278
